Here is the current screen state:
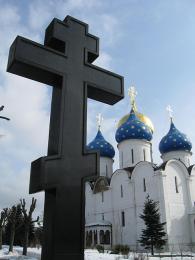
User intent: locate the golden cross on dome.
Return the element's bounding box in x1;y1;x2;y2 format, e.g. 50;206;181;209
96;113;103;130
166;105;173;120
128;86;137;111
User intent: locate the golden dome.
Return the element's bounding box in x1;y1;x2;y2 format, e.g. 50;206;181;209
118;86;154;132
117;111;154;133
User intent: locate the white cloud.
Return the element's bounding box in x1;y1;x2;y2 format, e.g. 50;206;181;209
27;0;121;49
28;1;53;31
93;52;112;70
0;3;51;214
0;75;50;214
28;0;102;31
83;13;121;49
100;14;120;45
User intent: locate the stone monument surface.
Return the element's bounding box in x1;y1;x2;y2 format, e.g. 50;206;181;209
7;16;124;260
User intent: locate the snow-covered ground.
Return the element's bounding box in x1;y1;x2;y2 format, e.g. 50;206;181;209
0;247;195;260
85;249;195;260
0;246;41;259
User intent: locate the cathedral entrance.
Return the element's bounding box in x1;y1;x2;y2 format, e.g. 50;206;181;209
85;222;112;249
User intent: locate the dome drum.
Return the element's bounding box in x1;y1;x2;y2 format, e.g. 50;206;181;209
161;150;192;167
118;139;152;168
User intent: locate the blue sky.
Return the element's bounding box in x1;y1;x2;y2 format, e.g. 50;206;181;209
0;0;195;214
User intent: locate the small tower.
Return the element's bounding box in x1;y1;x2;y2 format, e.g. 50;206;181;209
159;105;192;167
115;86;154;168
87;114;114;178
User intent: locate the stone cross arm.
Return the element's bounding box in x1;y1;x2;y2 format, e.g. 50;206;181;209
7;17;123;105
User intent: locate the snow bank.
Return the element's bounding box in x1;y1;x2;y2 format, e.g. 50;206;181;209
0;247;195;259
0;246;40;259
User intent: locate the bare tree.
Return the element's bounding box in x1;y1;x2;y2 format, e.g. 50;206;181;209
0;208;8;250
8;205;19;252
20;198;39;256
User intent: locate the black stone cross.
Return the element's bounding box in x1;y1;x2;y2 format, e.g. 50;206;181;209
7;16;123;260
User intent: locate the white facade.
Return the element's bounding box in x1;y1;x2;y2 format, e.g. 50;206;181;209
161;150;192;167
85;137;195;251
100;157;113;178
118;139;153;168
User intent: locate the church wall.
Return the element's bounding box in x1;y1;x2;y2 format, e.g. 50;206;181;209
188;167;195;207
187;167;195;243
132;162;158;246
85;182;96;224
94;189;113;223
153;170;168;237
118;139;152;168
161;151;192;167
100;157;113;178
110;170;136;246
163;161;192;246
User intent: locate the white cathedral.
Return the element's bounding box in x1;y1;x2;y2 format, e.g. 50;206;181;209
84;87;195;251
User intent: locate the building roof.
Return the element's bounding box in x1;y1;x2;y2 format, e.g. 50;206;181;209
159;120;192;154
115;109;153;143
85;221;112;227
87;129;115;158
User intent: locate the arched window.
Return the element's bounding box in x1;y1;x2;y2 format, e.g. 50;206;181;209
121;151;123;167
150;145;153;162
94;231;97;245
121;211;125;227
121;184;123;198
143;149;146;161
175;176;179;193
131;149;134;164
101;192;104;202
104;230;111;245
100;230;104;244
143;178;146;192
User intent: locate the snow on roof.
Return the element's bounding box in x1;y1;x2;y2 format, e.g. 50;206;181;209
85;221;112;227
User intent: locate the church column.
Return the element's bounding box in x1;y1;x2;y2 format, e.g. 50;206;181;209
97;230;100;245
92;230;95;246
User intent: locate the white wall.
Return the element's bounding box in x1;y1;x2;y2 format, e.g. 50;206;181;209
188;167;195;208
187;167;195;243
110;170;136;246
162;160;191;246
131;162;160;247
161;151;192;167
118;139;152;168
100;157;113;178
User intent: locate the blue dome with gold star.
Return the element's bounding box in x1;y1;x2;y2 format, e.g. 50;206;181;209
115;109;153;143
159;120;192;154
87;130;115;158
